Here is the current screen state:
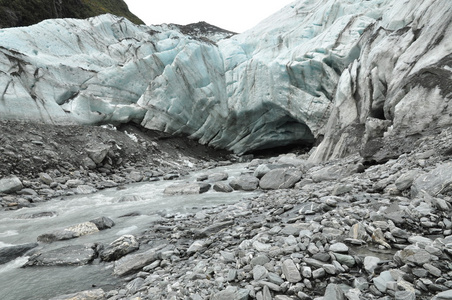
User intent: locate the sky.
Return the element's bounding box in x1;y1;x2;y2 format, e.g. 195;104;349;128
123;0;295;33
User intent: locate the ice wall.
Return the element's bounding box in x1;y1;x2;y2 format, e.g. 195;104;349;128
1;0;451;158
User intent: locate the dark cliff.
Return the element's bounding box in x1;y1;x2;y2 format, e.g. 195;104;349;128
0;0;144;28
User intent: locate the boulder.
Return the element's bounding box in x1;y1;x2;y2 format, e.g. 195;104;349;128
117;195;143;202
100;235;139;262
0;175;23;193
164;183;211;195
114;248;161;276
38;173;53;185
24;244;97;267
37;221;99;243
324;283;345;300
229;175;259;191
213;182;234;193
282;259;302;283
411;163;452;196
0;243;38;264
395;170;421;191
85;143;111;164
90;216;115;230
259;168;302;190
207;172;229;182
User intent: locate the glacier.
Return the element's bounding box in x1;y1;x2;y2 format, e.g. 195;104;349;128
0;0;451;158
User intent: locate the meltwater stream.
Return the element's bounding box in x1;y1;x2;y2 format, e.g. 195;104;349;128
0;163;258;300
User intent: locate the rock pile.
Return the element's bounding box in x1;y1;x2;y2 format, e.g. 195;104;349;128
48;127;452;299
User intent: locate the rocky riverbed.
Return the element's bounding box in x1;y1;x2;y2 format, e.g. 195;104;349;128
0;120;231;210
3;123;452;300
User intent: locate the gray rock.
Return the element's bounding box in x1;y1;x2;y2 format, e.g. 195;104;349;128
332;253;356;267
424;263;442;277
253;265;268;281
75;185;97;194
48;288;105;300
213;182;234;193
312;268;325;279
323;264;337;275
433;290;452;300
90;216;115;230
395;290;416;300
24;244;97;267
250;254;270;267
394;247;433;265
37;229;78;243
82;157;97;169
100;235;139;262
211;286;249;300
117;195;143;202
208;172;229;182
412;162;452;196
37;221;99;243
230;175;259;191
267;272;284;285
114;248;161;276
395;170;420;191
282;259;302;283
0;243;38;264
364;256;381;274
0;175;23;193
85;143;111;164
38;173;53;185
163;173;179;180
349;222;371;242
373;270;395;293
128;171;143;182
187;240;207;255
329;242;348;253
164;183;211;195
324;283;345;300
301;266;312;278
193;220;234;238
259;168;302;190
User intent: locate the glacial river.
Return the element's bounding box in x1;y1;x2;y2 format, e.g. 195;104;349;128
0;163;257;300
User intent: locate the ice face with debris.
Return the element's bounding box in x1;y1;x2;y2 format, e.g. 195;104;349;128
1;0;452;157
139;0;385;153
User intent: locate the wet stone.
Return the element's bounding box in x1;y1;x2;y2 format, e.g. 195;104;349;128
282;259;301;283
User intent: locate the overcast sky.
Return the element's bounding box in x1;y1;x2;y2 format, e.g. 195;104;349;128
123;0;295;33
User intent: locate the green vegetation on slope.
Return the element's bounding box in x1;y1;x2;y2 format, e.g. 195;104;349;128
0;0;144;28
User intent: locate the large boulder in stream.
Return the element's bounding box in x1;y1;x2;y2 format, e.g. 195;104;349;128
37;221;99;243
23;243;98;267
0;243;38;264
164;183;211;195
100;235;140;262
90;216;115;230
259;168;303;190
229;175;259;191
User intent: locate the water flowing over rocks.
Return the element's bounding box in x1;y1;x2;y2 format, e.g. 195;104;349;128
46;126;450;300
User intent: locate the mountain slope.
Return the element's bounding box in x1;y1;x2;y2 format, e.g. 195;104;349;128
0;0;144;28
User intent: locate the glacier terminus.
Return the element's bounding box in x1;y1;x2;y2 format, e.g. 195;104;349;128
0;0;451;159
